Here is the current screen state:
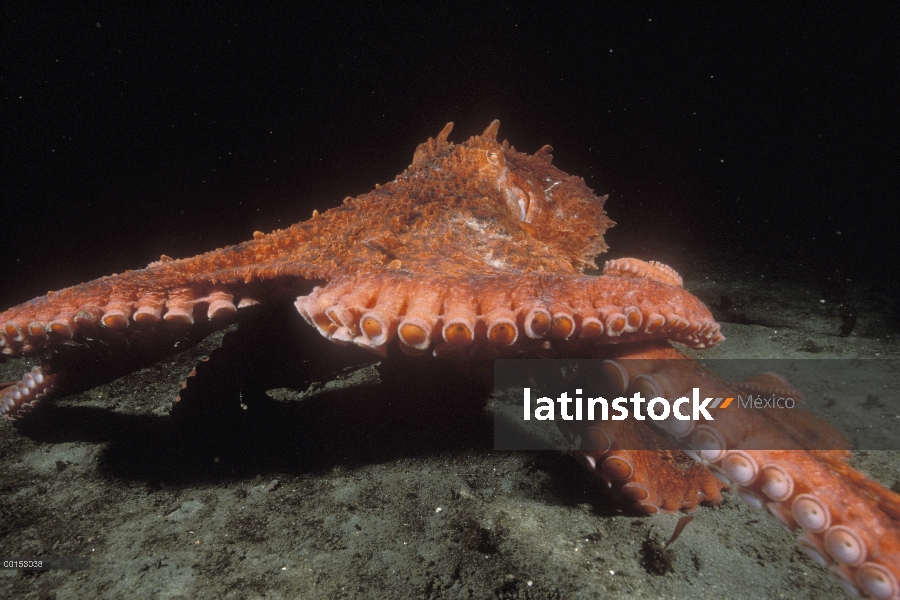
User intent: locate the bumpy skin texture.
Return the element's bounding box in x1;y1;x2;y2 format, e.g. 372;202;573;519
1;122;898;597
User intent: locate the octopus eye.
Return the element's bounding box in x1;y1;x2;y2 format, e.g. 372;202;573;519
485;150;500;165
507;185;530;221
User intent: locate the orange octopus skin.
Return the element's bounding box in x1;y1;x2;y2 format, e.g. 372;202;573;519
1;122;899;597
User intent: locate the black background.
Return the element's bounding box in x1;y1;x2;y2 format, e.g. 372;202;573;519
2;4;898;310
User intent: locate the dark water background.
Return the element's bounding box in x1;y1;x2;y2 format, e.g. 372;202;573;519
2;5;897;307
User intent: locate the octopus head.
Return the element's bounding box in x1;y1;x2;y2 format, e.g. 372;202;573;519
408;121;614;272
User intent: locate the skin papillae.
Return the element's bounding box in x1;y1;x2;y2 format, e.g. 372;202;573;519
1;122;899;597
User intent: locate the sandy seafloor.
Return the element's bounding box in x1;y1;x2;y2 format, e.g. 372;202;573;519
1;244;899;600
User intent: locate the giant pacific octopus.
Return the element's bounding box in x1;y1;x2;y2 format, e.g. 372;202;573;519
1;121;899;596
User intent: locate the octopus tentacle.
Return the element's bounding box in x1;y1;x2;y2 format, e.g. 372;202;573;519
1;276;261;359
0;316;231;421
604;258;684;288
578;343;900;598
564;350;726;513
0;364;58;421
573;423;726;514
295;268;724;357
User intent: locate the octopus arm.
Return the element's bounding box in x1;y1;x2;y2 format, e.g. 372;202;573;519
295;270;725;356
0;225;330;358
573;342;900;597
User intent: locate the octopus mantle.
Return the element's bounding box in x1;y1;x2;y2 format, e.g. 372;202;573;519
1;122;898;597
